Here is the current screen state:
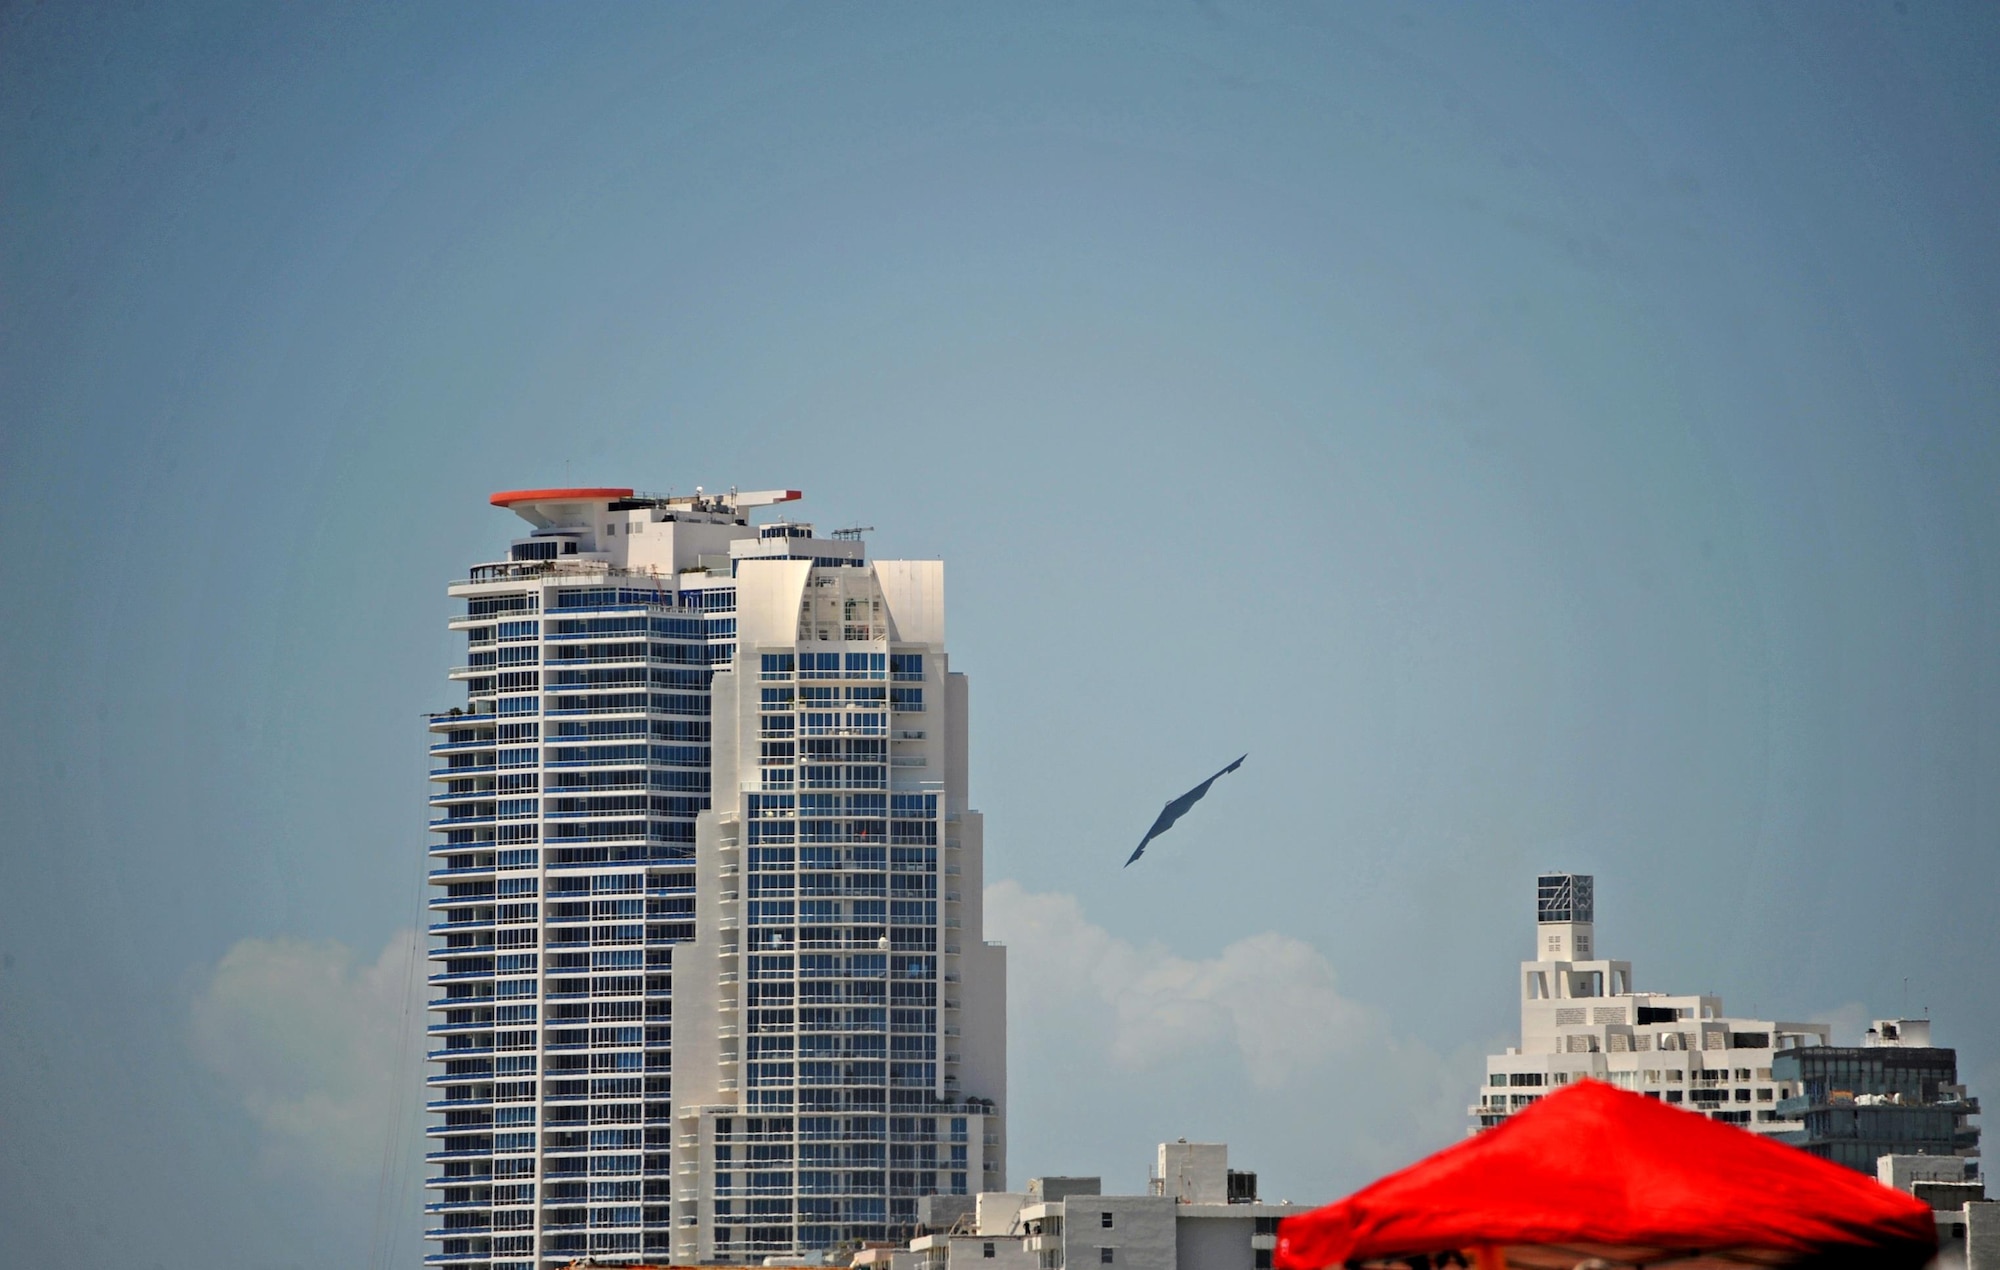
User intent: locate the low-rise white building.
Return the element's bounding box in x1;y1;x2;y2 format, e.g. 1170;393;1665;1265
903;1191;1040;1270
1472;874;1830;1135
887;1143;1308;1270
1878;1155;1997;1270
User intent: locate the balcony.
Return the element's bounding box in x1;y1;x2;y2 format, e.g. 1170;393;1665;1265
424;972;494;992
542;829;667;845
428;1046;494;1061
428;712;497;731
424;1122;494;1139
426;940;492;960
427;1019;496;1035
545;756;649;769
454;557;617;587
429;889;498;907
426;842;496;859
431;813;497;830
429;919;496;935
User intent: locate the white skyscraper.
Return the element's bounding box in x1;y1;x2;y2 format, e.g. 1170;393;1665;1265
424;487;1006;1270
1471;872;1828;1136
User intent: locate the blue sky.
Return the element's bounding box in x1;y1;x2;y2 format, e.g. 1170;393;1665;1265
2;4;1996;1266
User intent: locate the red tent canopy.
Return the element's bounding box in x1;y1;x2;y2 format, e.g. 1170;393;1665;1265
1275;1080;1937;1270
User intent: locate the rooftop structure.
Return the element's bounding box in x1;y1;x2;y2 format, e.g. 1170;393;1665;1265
424;486;1004;1270
1471;873;1830;1136
1774;1018;1982;1173
876;1142;1310;1270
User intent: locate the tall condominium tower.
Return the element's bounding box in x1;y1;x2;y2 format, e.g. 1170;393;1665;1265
425;487;1006;1270
1472;873;1829;1136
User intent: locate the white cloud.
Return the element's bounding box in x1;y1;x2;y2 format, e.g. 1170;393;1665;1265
984;881;1479;1191
188;930;426;1176
184;894;1473;1199
985;881;1376;1087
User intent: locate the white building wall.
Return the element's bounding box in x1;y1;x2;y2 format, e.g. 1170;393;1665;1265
682;526;1005;1262
978;1192;1029;1236
1176;1214;1255;1270
1155;1143;1229;1205
1020;1191;1304;1270
950;808;1006;1188
1473;873;1829;1137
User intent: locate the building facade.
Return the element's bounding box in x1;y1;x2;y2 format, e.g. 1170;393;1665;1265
865;1142;1306;1270
1878;1155;1997;1270
1471;873;1830;1135
1774;1018;1981;1172
423;487;1005;1270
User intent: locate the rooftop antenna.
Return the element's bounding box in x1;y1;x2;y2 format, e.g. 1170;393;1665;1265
831;525;874;540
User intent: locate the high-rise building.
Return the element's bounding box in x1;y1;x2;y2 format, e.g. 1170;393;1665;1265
1472;873;1830;1135
1775;1017;1982;1172
424;487;1006;1270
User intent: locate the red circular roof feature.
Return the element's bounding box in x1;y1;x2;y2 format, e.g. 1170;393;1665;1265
489;487;634;507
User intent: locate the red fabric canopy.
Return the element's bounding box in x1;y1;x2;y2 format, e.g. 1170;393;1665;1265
1275;1080;1937;1270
